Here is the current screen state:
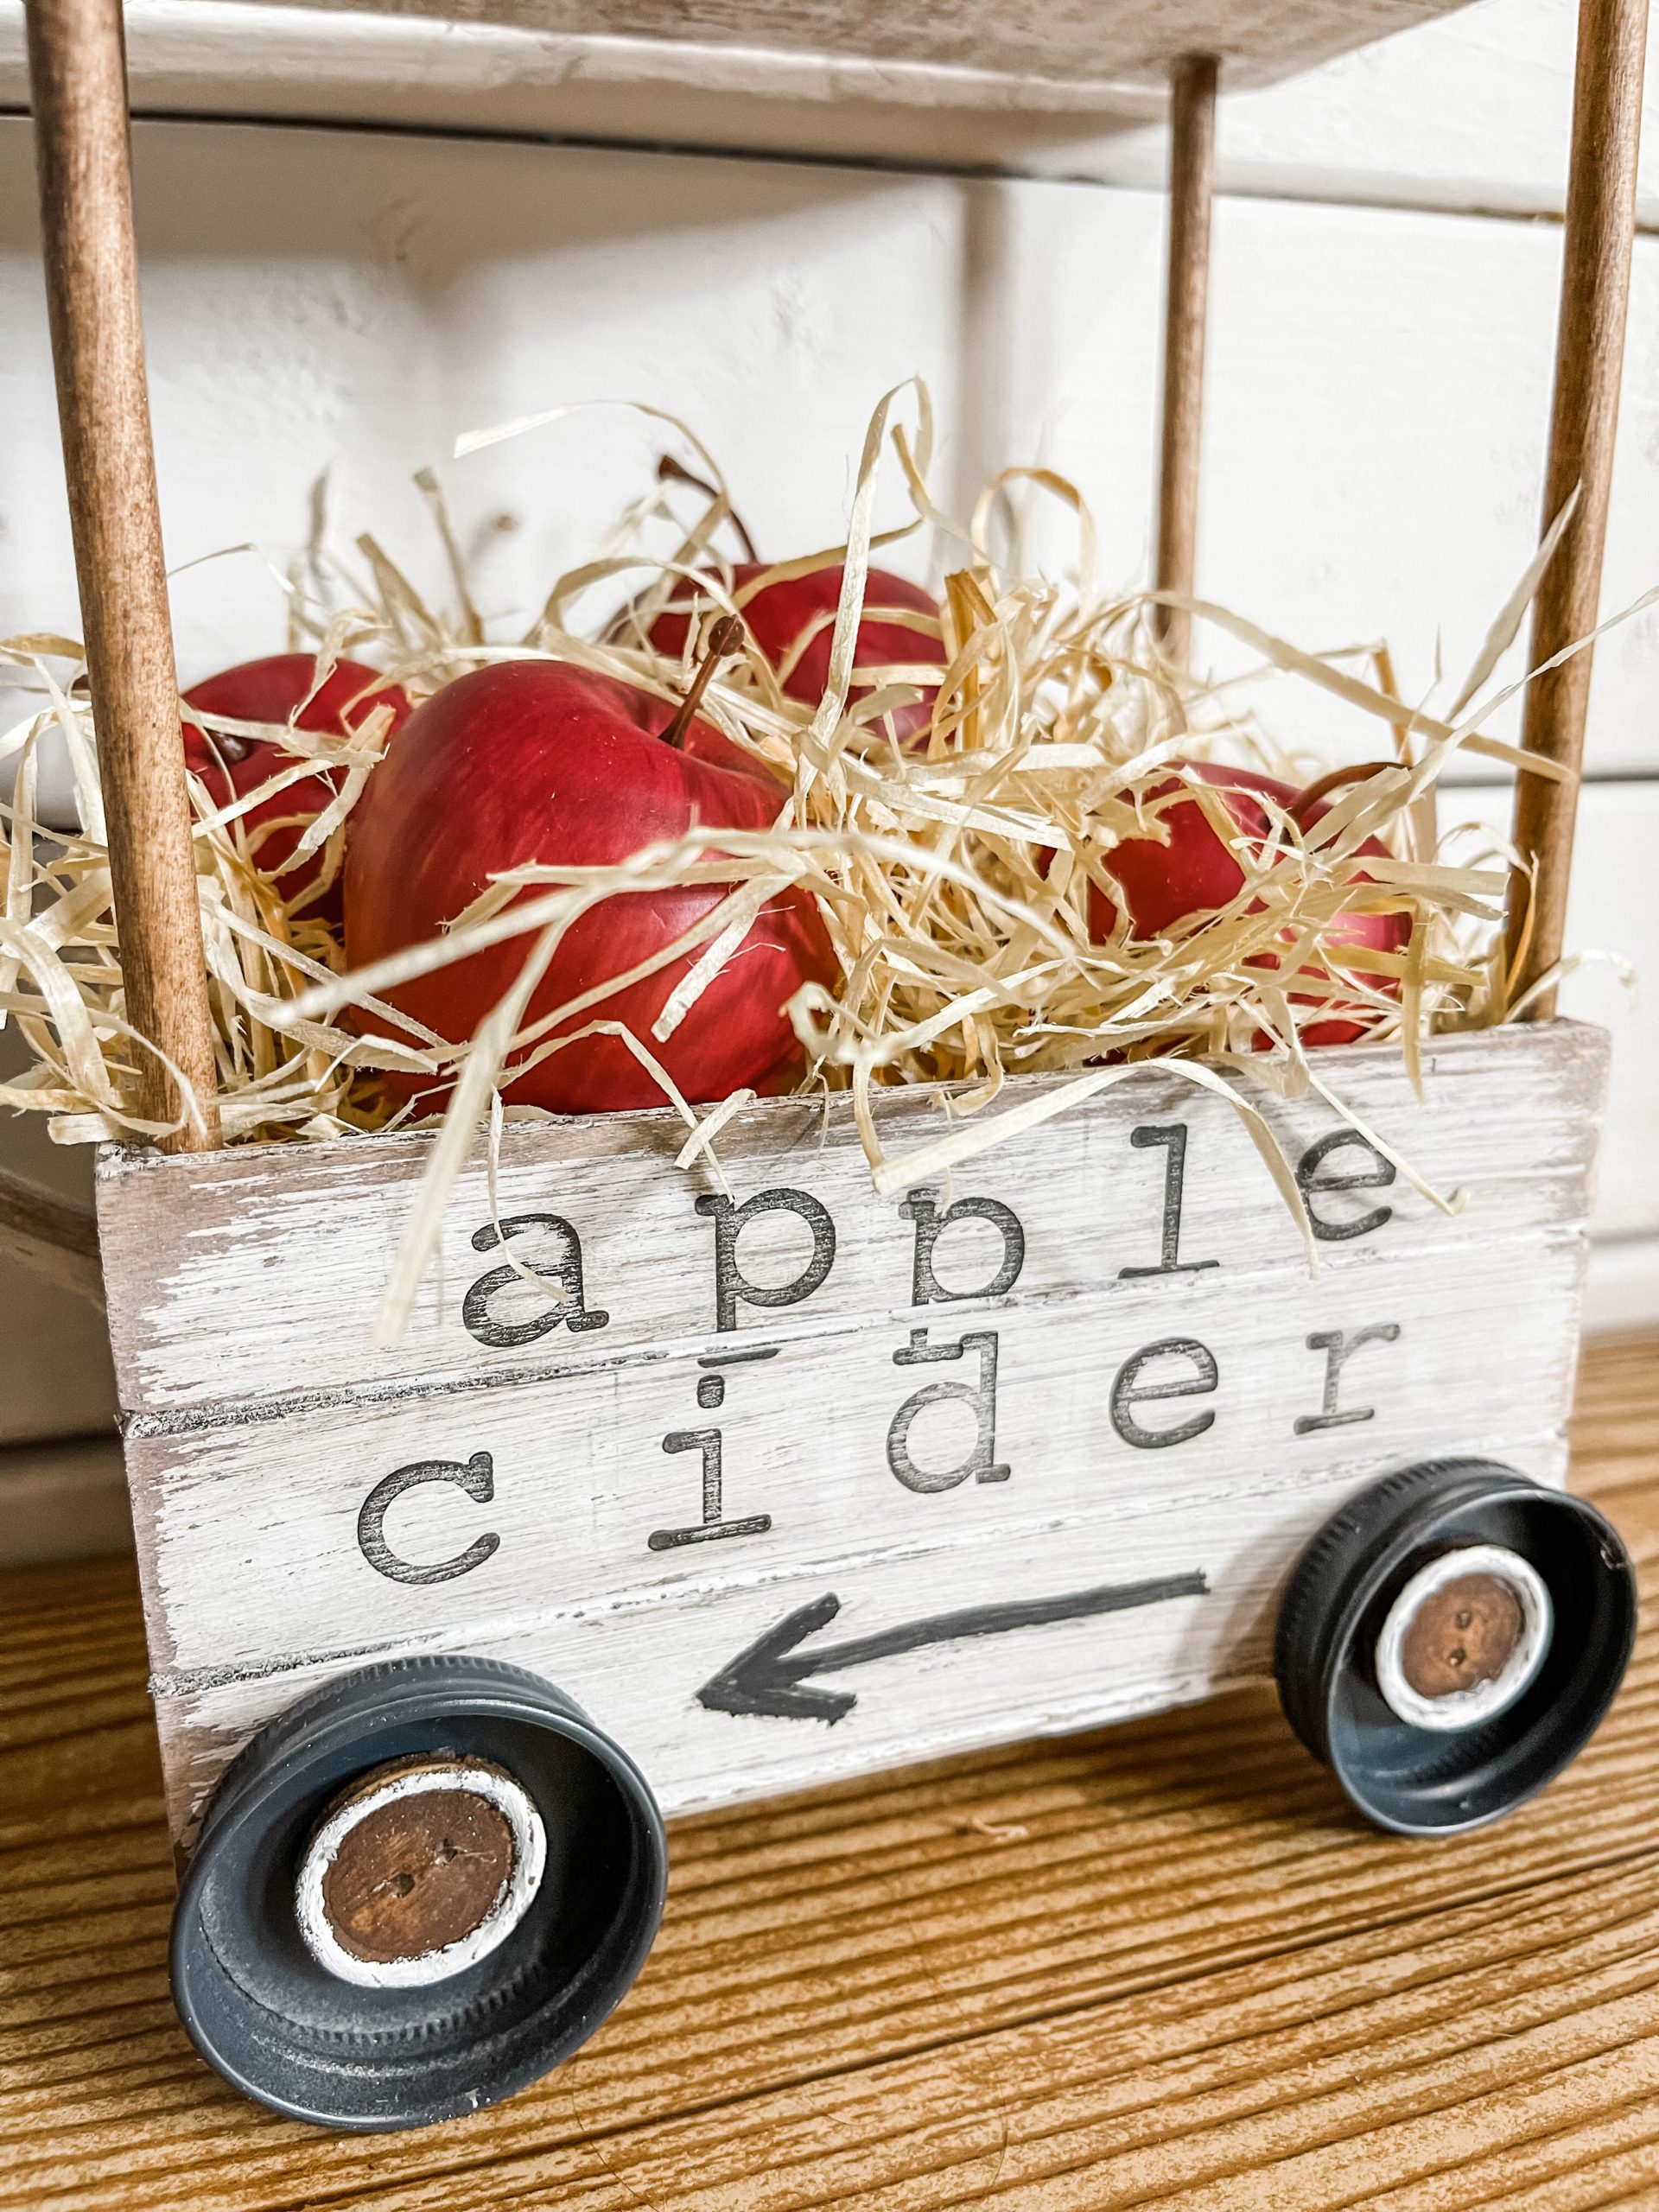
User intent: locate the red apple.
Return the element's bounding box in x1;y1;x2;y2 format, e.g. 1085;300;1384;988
343;658;837;1113
183;654;410;921
649;563;945;743
1092;760;1408;1046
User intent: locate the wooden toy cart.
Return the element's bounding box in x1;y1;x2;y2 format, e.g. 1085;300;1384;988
16;0;1649;2133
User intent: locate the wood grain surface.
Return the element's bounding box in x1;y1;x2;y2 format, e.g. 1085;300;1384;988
3;1327;1656;2209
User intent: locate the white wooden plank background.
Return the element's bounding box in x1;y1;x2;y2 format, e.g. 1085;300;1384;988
1;0;1655;1514
1463;784;1659;1327
1;107;1656;785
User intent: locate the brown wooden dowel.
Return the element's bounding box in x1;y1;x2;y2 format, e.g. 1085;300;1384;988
26;0;220;1147
1154;52;1219;669
1504;0;1649;1020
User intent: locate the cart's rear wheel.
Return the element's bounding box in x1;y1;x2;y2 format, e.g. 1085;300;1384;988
1275;1459;1636;1835
169;1656;666;2130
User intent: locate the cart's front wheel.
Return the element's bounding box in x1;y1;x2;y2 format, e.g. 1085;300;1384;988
1275;1459;1637;1835
170;1656;667;2130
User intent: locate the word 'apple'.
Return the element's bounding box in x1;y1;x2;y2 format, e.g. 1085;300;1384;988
183;654;410;920
1091;760;1408;1046
344;658;836;1113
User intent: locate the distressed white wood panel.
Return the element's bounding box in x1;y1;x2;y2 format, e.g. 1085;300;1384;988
99;1021;1601;1841
152;1433;1575;1845
130;1232;1585;1687
97;1024;1607;1419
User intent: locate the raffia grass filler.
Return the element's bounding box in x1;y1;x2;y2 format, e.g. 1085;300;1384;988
3;382;1641;1341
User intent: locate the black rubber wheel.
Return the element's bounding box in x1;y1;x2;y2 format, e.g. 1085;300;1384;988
1274;1459;1637;1836
170;1656;667;2131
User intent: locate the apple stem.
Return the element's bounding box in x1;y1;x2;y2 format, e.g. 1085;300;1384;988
658;454;760;565
1287;760;1397;825
658;613;746;749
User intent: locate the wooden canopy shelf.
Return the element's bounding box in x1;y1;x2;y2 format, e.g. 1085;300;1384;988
0;0;1479;126
371;0;1469;93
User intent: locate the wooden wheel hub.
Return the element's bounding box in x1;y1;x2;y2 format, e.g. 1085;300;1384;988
295;1758;547;1987
1398;1572;1525;1701
321;1785;516;1963
1373;1545;1554;1734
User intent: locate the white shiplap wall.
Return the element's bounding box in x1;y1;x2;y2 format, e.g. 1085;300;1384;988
0;0;1655;1556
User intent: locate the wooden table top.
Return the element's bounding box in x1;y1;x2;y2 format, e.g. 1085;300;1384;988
5;1330;1658;2211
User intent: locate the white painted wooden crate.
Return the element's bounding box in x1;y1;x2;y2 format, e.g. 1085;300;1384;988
97;1016;1609;1849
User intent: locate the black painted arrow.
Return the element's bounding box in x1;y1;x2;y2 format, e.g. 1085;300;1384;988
696;1570;1210;1723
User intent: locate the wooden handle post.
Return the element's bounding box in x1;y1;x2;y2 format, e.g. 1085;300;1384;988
1154;52;1219;667
1503;0;1649;1019
26;0;220;1147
